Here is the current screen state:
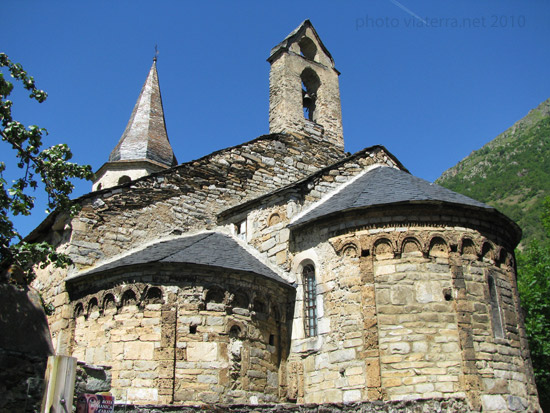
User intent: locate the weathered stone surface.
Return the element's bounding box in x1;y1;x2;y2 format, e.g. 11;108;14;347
187;342;218;362
124;342;155;360
75;362;112;394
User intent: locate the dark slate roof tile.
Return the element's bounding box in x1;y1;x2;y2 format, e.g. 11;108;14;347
69;233;287;285
291;166;492;227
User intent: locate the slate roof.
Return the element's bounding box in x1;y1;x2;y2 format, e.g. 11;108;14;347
67;233;288;285
290;166;493;228
109;59;177;167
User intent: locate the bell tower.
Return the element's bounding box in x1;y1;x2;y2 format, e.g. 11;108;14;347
267;20;344;150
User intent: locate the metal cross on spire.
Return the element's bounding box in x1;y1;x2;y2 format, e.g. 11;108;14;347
154;44;159;62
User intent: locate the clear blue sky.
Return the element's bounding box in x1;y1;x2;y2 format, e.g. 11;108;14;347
3;0;550;237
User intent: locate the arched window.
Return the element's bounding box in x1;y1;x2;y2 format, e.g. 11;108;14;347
74;303;84;318
488;275;504;338
88;297;99;315
144;287;163;304
461;238;477;256
121;289;137;306
303;264;317;337
482;242;494;262
103;293;116;311
206;286;225;311
118;175;131;185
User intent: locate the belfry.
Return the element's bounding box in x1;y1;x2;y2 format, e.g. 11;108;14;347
268;20;344;150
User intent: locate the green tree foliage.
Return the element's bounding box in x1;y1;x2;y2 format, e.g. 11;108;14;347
0;53;93;284
436;98;550;247
517;196;550;410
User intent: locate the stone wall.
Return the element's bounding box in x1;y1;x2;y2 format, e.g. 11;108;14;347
69;133;344;268
288;204;539;411
31;132;343;354
218;157;402;405
66;263;294;406
74;361;112;395
0;349;47;413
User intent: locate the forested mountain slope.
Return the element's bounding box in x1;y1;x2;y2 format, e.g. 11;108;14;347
436;98;550;247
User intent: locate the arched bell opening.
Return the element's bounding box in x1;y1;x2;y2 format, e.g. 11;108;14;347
301;68;321;122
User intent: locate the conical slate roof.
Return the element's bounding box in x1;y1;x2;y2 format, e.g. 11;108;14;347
109;59;177;167
290;166;493;228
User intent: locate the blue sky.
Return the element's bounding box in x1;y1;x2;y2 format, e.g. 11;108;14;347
3;0;550;237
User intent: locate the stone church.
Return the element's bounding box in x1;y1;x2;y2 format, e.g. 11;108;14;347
30;20;540;411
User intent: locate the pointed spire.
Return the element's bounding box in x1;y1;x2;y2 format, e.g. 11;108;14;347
109;59;177;167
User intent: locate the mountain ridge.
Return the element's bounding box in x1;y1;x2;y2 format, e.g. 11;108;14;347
436;98;550;247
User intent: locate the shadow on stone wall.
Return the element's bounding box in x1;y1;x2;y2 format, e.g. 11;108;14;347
0;283;54;412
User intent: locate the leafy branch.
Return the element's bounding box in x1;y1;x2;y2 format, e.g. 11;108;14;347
0;52;94;284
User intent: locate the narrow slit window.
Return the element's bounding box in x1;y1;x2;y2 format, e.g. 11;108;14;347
488;275;504;339
303;264;317;337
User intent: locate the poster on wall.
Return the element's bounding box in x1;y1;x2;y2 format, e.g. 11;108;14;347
76;393;115;413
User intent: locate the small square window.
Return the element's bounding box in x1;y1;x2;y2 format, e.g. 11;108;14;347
236;219;247;240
